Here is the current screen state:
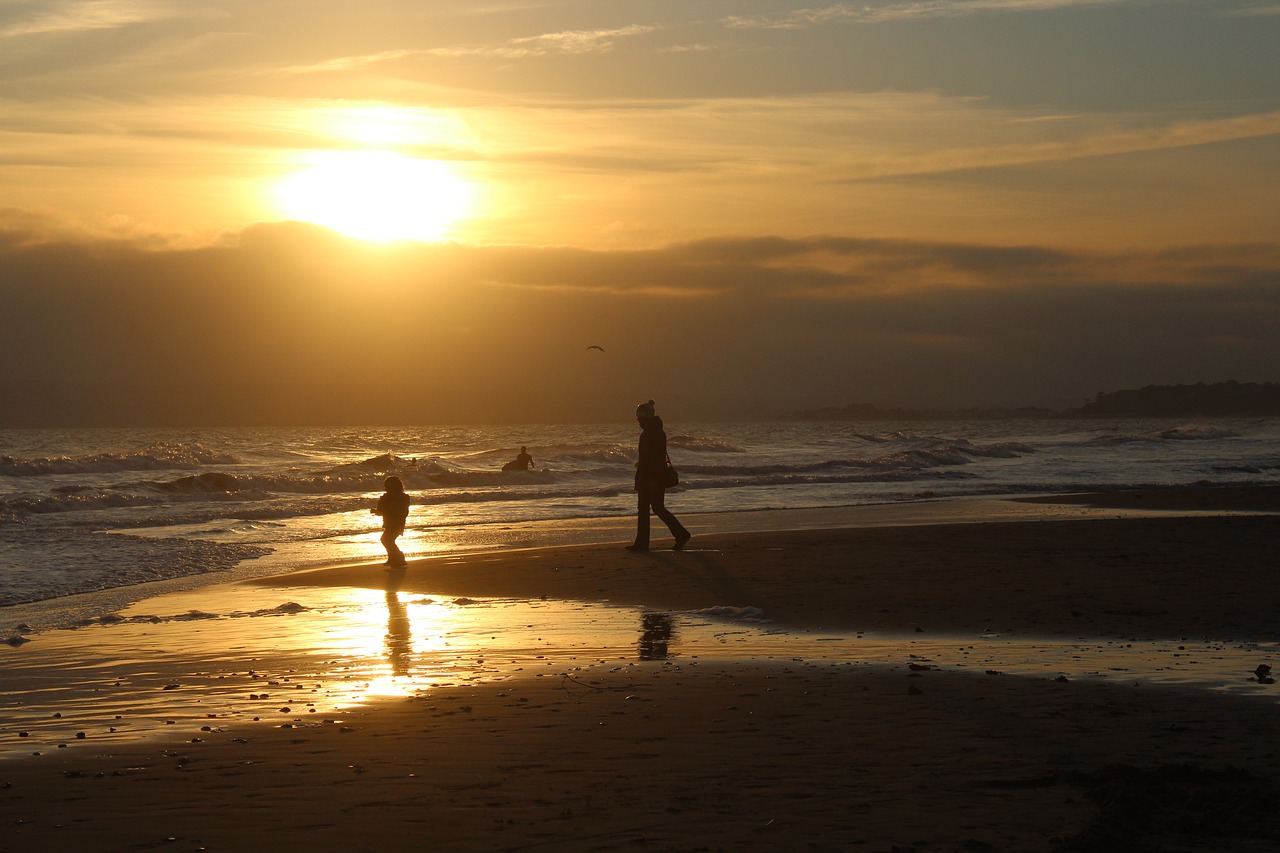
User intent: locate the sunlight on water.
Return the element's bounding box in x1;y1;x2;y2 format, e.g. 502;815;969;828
2;582;1276;760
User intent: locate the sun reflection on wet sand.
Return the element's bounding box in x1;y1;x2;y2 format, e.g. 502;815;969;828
2;580;1276;760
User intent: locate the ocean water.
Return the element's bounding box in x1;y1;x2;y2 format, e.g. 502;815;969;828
2;419;1278;622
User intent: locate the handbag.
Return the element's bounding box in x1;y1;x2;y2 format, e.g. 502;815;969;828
662;454;679;488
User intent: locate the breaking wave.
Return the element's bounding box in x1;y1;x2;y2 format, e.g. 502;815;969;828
0;442;237;477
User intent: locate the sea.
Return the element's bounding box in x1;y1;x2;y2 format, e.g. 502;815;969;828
3;419;1278;629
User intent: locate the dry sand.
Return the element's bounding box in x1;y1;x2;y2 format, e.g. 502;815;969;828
2;490;1279;852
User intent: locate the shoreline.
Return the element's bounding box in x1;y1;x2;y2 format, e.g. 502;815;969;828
251;484;1280;639
257;514;1279;639
3;488;1279;851
6;484;1278;635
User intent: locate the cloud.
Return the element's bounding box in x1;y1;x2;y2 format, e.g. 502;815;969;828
0;0;185;38
1;221;1277;424
1225;4;1280;16
280;50;423;75
828;110;1280;181
723;0;1126;30
427;23;658;59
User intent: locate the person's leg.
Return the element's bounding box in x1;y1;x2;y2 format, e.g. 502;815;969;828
628;489;651;550
650;487;690;548
381;528;405;564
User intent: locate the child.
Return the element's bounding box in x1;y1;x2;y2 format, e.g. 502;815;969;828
372;475;411;566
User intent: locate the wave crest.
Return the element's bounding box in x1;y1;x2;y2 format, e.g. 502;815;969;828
0;442;236;477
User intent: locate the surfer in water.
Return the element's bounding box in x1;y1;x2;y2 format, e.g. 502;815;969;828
503;446;534;472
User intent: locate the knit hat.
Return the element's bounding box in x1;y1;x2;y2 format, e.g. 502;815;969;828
635;399;656;418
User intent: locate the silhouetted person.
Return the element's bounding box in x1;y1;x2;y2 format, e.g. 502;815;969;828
503;446;534;472
627;399;690;552
372;475;410;566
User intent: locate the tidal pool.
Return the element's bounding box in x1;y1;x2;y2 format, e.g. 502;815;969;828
2;580;1276;761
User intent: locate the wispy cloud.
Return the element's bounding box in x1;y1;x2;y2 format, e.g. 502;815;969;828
278;27;666;76
831;110;1280;180
1225;3;1280;15
476;92;1280;183
281;50;423;75
428;23;658;58
0;0;181;38
724;0;1124;30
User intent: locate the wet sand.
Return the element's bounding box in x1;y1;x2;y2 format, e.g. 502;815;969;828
3;490;1279;852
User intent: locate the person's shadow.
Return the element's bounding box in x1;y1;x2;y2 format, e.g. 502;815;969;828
384;567;411;675
638;611;674;661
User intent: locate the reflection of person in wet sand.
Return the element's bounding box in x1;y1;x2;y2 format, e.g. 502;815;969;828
372;475;411;566
627;400;690;552
502;446;534;472
638;611;673;661
384;593;411;675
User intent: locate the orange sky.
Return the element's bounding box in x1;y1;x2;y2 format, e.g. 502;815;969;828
2;1;1278;424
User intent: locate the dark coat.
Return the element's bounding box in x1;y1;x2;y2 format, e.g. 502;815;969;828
375;491;411;532
636;415;667;489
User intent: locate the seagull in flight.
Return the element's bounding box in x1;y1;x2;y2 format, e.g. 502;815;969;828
586;345;605;352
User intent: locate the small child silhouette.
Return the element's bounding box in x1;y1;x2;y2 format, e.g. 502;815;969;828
372;475;411;566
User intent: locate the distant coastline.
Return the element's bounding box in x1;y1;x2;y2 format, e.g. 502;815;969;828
780;380;1280;421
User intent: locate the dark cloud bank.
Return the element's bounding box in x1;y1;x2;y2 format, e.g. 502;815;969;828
2;221;1278;426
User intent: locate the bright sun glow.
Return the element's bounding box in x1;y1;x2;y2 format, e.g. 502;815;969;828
274;151;472;242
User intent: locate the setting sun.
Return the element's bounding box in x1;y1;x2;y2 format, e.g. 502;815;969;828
273;151;472;242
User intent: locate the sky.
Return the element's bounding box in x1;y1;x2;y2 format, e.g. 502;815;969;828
2;0;1278;425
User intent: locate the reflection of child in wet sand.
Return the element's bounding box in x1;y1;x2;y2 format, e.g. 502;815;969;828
372;476;411;566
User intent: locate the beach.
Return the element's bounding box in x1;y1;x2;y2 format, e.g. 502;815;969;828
3;490;1279;852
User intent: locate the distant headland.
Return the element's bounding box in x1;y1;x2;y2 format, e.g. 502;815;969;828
780;381;1280;421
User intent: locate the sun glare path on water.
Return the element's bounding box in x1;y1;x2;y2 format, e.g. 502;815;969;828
274;150;473;242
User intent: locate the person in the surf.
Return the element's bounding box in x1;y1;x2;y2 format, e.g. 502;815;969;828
503;446;534;472
372;475;411;566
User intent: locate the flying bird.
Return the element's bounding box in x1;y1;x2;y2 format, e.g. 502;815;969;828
586;345;605;352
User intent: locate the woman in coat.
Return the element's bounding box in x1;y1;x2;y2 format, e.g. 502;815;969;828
627;399;691;552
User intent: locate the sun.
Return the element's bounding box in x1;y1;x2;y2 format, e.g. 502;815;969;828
274;151;472;242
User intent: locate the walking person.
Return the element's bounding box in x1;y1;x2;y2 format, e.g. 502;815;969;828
627;399;691;552
372;475;411;566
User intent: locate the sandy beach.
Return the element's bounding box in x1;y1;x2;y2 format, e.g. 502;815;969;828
3;489;1279;852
